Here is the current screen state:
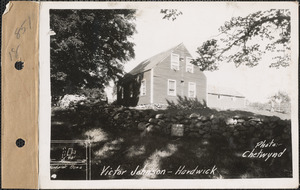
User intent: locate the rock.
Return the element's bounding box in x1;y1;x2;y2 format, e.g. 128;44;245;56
270;116;280;122
203;134;211;139
233;131;239;136
153;125;160;131
133;111;140;118
198;130;205;135
211;118;219;124
113;113;121;120
177;111;185;116
199;116;209;122
249;120;257;126
158;120;166;127
189;127;199;132
117;106;124;111
171;118;177;122
233;115;241;119
155;114;165;119
175;115;184;121
211;124;219;130
203;126;210;132
236;124;246;131
183;119;190;124
195;122;204;128
222;132;230;137
191;119;198;124
146;125;155;132
249;118;261;122
144;115;151;122
149;118;158;124
237;119;245;123
138;122;149;131
277;119;287;127
188;132;200;138
261;117;270;123
189;113;200;118
226;118;237;125
204;121;212;127
266;122;276;129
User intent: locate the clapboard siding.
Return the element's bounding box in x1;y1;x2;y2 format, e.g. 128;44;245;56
117;43;207;106
153;44;207;104
136;70;151;105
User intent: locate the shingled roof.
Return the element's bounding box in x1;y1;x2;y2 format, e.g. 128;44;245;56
208;85;245;98
128;43;184;75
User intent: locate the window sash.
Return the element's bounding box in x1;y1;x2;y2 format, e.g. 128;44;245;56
140;80;146;96
171;53;179;70
186;57;194;73
188;82;196;98
168;79;176;96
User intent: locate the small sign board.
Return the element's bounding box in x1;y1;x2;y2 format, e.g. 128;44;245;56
171;124;184;137
50;140;91;180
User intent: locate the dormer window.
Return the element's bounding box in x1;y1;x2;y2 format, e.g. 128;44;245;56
186;57;194;73
171;53;179;70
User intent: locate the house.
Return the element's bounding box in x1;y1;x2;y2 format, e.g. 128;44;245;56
117;43;207;106
207;85;246;109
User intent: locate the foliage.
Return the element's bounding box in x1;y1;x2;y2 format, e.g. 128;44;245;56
269;91;290;104
160;9;183;21
192;9;291;71
50;9;136;102
166;95;207;110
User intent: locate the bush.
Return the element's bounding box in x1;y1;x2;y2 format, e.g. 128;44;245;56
166;95;207;110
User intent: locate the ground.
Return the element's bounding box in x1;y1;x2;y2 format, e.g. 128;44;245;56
50;103;292;180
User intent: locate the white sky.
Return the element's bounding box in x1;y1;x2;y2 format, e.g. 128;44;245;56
122;3;294;103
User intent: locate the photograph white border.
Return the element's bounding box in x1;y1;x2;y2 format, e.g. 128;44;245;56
39;2;299;189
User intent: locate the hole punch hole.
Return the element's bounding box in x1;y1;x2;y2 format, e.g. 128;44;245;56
15;61;24;70
16;138;25;148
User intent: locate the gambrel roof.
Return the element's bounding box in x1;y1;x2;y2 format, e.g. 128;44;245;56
128;43;184;75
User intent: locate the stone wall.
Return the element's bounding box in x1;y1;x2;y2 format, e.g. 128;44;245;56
91;105;291;149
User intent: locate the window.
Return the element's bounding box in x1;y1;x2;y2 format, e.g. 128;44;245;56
171;53;179;70
140;79;146;96
168;79;176;96
129;84;133;97
186;57;194;73
188;82;196;98
121;88;124;99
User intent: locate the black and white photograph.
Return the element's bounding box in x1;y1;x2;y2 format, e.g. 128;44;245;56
39;2;298;189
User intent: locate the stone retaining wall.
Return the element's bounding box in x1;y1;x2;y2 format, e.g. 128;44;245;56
90;105;291;149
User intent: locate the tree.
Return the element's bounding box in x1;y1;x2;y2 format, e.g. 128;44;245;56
192;9;291;71
160;9;183;21
50;9;136;103
269;91;290;112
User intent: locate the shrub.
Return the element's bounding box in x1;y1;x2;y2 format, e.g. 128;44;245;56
166;95;207;110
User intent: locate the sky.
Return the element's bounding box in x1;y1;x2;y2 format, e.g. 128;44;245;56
119;3;294;103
